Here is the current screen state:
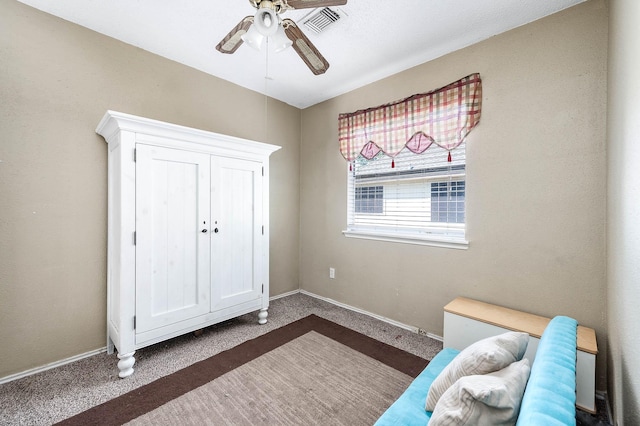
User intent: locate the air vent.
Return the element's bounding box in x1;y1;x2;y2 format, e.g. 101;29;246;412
303;7;341;34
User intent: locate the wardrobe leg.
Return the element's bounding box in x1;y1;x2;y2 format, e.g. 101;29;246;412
117;351;135;378
258;308;268;325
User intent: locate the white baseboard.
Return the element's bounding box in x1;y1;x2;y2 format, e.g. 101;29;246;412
0;347;106;385
269;289;301;301
297;289;443;342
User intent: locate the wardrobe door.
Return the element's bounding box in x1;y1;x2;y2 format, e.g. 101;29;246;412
135;144;211;334
210;156;263;312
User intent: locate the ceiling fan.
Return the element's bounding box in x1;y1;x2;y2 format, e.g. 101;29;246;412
216;0;347;75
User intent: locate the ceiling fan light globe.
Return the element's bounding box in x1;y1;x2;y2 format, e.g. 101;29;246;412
254;8;279;36
272;25;292;53
241;24;264;51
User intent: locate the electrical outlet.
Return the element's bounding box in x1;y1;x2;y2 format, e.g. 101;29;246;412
329;267;335;279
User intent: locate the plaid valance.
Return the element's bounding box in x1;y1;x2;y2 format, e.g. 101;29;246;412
338;73;482;162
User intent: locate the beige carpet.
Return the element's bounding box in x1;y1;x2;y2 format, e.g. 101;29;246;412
127;331;412;425
57;314;430;425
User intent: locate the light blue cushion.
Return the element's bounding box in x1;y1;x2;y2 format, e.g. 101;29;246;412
516;316;578;426
374;347;460;426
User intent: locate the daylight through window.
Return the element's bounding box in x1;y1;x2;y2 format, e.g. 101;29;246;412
346;142;466;244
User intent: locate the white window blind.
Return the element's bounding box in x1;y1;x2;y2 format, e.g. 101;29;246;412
346;142;466;244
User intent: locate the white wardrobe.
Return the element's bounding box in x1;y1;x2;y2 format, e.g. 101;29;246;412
96;111;280;378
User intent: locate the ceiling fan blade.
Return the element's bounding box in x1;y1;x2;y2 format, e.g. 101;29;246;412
215;16;254;54
282;19;329;75
285;0;347;9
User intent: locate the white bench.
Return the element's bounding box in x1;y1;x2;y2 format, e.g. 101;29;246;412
443;297;598;414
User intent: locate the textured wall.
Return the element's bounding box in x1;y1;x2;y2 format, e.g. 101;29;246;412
0;0;300;378
607;0;640;423
300;0;608;389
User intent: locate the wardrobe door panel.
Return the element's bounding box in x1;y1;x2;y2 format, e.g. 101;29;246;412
135;144;211;334
210;156;263;312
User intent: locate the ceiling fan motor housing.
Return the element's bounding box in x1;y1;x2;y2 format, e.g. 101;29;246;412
250;0;285;13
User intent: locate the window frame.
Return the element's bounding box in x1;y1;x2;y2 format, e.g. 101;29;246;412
343;145;469;250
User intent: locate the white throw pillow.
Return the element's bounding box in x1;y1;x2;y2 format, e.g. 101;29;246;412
425;332;529;411
429;359;531;426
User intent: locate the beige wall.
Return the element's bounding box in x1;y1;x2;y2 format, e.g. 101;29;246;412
0;0;300;378
0;0;619;405
300;0;609;390
607;0;640;423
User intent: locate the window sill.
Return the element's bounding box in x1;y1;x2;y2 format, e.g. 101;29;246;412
342;229;468;249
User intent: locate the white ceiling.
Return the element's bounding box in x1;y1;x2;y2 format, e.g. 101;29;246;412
17;0;586;109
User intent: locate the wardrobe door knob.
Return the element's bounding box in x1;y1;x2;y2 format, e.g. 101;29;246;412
201;229;208;233
214;228;219;233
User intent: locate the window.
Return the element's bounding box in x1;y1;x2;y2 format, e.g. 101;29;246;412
431;181;465;223
338;75;481;248
345;142;467;248
355;186;383;214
